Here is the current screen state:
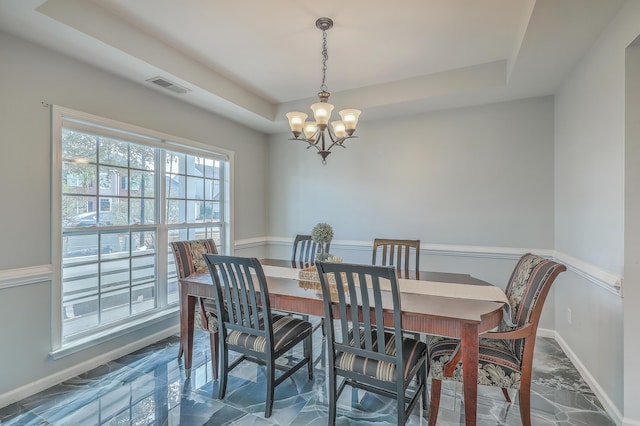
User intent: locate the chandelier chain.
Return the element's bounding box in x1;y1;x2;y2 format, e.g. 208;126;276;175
320;29;328;93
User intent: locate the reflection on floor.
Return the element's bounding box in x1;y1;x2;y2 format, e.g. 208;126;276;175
0;330;615;425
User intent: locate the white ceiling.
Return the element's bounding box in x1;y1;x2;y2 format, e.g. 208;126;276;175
0;0;625;134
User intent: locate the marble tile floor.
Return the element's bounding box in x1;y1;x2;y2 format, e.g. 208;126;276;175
0;329;615;425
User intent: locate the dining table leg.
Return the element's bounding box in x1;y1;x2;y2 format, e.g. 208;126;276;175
182;291;196;379
178;282;186;359
461;323;479;426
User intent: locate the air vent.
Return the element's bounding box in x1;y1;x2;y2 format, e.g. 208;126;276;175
146;76;191;94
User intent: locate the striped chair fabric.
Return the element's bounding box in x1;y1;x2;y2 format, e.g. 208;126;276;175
336;328;427;383
227;314;312;353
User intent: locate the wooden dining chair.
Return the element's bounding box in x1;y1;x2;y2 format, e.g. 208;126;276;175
203;254;314;418
169;239;219;379
291;234;332;333
292;234;331;264
372;238;420;273
426;253;566;426
316;261;427;425
371;238;422;338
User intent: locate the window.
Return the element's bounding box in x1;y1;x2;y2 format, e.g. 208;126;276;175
53;107;231;348
164;153;225;299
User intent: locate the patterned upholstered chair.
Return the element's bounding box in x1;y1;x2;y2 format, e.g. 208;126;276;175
169;239;219;378
316;261;427;425
203;254;313;418
372;238;420;273
426;253;566;426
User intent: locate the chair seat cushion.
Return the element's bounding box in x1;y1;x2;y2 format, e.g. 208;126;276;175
227;314;311;353
335;328;426;382
428;335;522;389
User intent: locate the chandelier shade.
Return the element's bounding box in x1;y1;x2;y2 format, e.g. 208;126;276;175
286;18;361;164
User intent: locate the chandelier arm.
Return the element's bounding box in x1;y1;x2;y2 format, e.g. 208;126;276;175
289;131;357;153
293;129;323;151
305;128;322;146
299;139;321;151
327;126;353;149
289;137;321;152
287;136;321;150
329;135;357;149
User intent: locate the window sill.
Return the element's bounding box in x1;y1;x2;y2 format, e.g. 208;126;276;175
49;306;179;360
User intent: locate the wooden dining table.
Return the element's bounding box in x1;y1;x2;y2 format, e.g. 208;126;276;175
179;258;505;426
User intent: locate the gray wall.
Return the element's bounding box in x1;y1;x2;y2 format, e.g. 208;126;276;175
268;97;555;247
554;0;640;420
267;96;556;327
625;36;640;426
0;31;267;396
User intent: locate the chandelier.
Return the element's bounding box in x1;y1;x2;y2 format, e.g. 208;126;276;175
286;18;361;164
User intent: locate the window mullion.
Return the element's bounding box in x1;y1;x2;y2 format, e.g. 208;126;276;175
157;148;168;307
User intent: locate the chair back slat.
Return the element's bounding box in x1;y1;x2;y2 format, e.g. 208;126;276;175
372;238;420;272
371;275;387;353
204;255;272;341
292;234;332;263
243;264;263;329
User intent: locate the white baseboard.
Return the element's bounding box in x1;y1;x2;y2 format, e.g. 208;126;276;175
553;330;624;426
0;326;178;409
536;327;556;339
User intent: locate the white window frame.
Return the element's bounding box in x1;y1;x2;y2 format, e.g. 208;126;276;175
50;106;234;357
